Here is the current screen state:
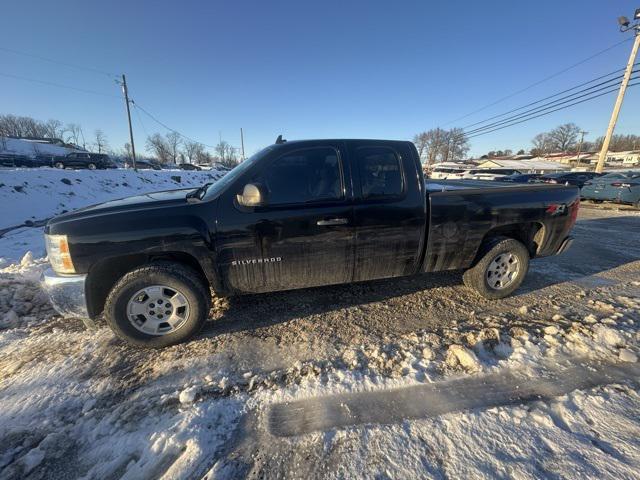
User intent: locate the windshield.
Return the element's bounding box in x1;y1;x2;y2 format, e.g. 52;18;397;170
199;146;274;200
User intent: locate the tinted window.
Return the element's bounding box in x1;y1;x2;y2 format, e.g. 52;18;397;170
261;147;342;205
357;147;403;198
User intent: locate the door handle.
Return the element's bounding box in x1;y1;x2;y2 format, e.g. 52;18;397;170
317;218;349;226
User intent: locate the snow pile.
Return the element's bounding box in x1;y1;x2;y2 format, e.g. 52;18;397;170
0;265;638;477
1;137;79;157
0;168;225;265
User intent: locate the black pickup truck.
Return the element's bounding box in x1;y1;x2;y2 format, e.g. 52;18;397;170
42;138;579;347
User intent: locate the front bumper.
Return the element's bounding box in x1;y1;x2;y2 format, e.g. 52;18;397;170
41;268;89;319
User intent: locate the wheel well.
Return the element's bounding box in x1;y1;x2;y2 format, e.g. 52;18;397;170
482;222;544;257
85;252;209;318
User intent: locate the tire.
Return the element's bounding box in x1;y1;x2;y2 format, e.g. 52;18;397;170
104;262;210;348
87;163;97;170
463;236;530;300
54;161;64;169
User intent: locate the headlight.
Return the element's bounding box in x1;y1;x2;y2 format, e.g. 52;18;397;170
45;234;76;274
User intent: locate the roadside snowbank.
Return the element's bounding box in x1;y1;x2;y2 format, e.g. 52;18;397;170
0;168;224;265
1;137;79;157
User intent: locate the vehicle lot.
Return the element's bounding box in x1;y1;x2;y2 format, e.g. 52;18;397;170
0;207;639;478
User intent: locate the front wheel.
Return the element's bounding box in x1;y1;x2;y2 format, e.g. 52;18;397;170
87;163;97;170
104;262;210;348
54;161;64;169
463;236;530;299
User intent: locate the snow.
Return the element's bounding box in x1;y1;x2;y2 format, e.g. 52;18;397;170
0;172;639;478
0;167;225;265
1;136;80;157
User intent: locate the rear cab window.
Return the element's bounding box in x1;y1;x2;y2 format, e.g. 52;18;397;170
356;146;404;199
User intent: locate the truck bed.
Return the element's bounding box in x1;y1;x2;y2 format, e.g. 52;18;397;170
422;180;579;272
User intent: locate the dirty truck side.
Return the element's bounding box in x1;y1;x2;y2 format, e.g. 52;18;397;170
41;138;579;347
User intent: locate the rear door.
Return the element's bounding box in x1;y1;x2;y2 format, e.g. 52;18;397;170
218;142;356;293
349;141;426;282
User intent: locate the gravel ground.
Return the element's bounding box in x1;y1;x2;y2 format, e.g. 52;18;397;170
1;207;639;479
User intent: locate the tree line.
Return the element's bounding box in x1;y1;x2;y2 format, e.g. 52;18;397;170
531;123;640;156
144;132;239;167
0;113;240;167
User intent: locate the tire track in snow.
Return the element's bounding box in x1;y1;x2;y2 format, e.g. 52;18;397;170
267;359;640;437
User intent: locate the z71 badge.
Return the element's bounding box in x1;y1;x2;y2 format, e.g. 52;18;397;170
231;257;282;266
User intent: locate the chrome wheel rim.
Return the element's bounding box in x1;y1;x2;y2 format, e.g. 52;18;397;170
486;252;520;290
126;285;190;335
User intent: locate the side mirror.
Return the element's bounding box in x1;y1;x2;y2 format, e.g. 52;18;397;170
236;183;265;207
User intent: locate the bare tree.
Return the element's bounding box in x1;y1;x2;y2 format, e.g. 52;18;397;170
66;123;84;146
442;128;470;162
0;114;49;137
214;140;238;167
531;132;551;156
195;149;212;166
165;132;181;164
146;133;171;163
413;128;449;165
182;140;203;164
93;129;109;153
122;142;133;163
547;123;580;152
43;119;66;140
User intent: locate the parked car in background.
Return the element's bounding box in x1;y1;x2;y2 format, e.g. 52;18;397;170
581;170;640;207
53;152;116;170
0;153;55;168
124;160;162;170
495;173;543;183
178;163;202;171
459;168;521;181
428;163;469;179
539;171;602;189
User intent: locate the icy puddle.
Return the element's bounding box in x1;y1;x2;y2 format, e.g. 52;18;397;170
268;358;640;437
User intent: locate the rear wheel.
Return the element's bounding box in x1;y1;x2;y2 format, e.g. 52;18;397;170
54;161;64;169
104;262;210;348
463;236;530;299
87;163;97;170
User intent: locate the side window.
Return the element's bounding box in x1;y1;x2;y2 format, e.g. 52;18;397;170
259;147;343;205
357;146;403;199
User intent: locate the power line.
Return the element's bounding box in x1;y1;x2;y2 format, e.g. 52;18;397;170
466;81;640;139
0;71;120;98
131;101;216;147
460;66;636;130
464;71;639;135
0;46;116;78
133;105;149;137
443;37;634;126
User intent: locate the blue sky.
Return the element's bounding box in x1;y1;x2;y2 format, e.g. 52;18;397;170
1;0;639;157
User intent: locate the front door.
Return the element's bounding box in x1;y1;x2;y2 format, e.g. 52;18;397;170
218;143;355;293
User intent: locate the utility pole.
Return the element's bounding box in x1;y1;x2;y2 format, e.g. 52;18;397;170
575;130;588;165
120;74;137;171
595;11;640;173
240;128;245;161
